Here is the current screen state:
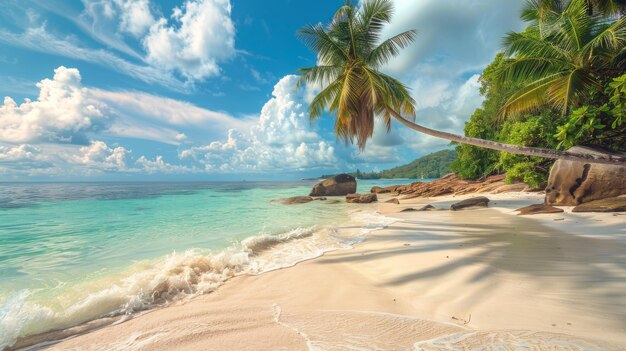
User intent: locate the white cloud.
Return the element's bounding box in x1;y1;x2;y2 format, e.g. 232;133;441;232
72;140;130;171
0;144;41;162
0;141;131;176
0;144;55;175
115;0;156;37
180;75;337;172
0;26;184;90
400;74;483;154
143;0;236;81
136;155;193;174
0;66;108;144
87;88;253;144
88;88;250;130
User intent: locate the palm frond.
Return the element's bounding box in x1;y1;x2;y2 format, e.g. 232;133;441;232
367;30;417;67
309;80;342;122
545;68;600;113
354;0;393;51
581;16;626;54
297;24;348;65
296;65;343;89
498;56;565;84
499;73;565;117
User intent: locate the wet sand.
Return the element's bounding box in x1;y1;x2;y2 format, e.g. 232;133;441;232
28;193;626;350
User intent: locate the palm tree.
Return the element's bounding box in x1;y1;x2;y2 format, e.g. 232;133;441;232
535;0;626;16
297;0;625;165
500;0;626;117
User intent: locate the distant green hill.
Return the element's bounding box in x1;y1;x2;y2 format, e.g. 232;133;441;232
322;149;456;180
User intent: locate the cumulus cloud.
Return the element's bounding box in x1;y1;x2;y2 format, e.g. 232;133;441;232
0;141;132;176
0;144;40;161
0;144;54;175
0;66;108;144
115;0;156;37
180;75;337;172
143;0;236;81
136;155;193;174
71;140;130;171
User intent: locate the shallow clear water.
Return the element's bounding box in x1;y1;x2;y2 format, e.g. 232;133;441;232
0;179;422;347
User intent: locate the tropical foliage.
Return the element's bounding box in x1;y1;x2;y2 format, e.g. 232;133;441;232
499;0;626;118
453;0;625;188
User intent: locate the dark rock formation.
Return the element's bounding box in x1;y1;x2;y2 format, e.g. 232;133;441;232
279;196;315;204
384;198;400;204
370;174;525;200
545;146;626;205
279;196;326;205
572;196;626;212
371;186;391;194
310;174;357;196
400;204;436;212
516;204;564;215
450;196;490;210
346;193;378;204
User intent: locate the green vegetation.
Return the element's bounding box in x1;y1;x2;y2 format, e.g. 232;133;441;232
322;149;456;180
452;0;625;189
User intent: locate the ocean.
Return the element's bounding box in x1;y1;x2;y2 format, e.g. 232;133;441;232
0;179;419;348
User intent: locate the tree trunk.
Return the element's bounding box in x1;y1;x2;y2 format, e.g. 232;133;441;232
391;112;626;166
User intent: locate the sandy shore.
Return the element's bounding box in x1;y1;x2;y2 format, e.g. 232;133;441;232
29;192;626;350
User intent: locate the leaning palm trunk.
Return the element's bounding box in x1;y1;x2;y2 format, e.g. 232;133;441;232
391;112;626;165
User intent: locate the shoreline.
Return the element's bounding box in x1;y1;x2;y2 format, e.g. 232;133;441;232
13;190;625;350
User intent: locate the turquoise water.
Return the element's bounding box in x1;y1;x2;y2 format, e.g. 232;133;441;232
0;179;420;348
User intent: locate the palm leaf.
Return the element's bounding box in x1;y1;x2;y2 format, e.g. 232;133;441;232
367;30;417;67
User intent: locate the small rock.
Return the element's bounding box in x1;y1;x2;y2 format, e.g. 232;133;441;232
385;198;400;204
553;218;565;221
279;196;315;205
418;204;436;211
572;196;626;213
346;193;378;204
450;196;490;210
371;186;391;194
516;204;564;215
400;204;437;212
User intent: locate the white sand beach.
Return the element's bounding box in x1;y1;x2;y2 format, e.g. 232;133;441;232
25;192;626;351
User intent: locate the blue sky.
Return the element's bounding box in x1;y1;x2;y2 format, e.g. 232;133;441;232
0;0;524;180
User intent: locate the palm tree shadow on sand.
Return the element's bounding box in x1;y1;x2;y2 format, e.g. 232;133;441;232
320;208;626;329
